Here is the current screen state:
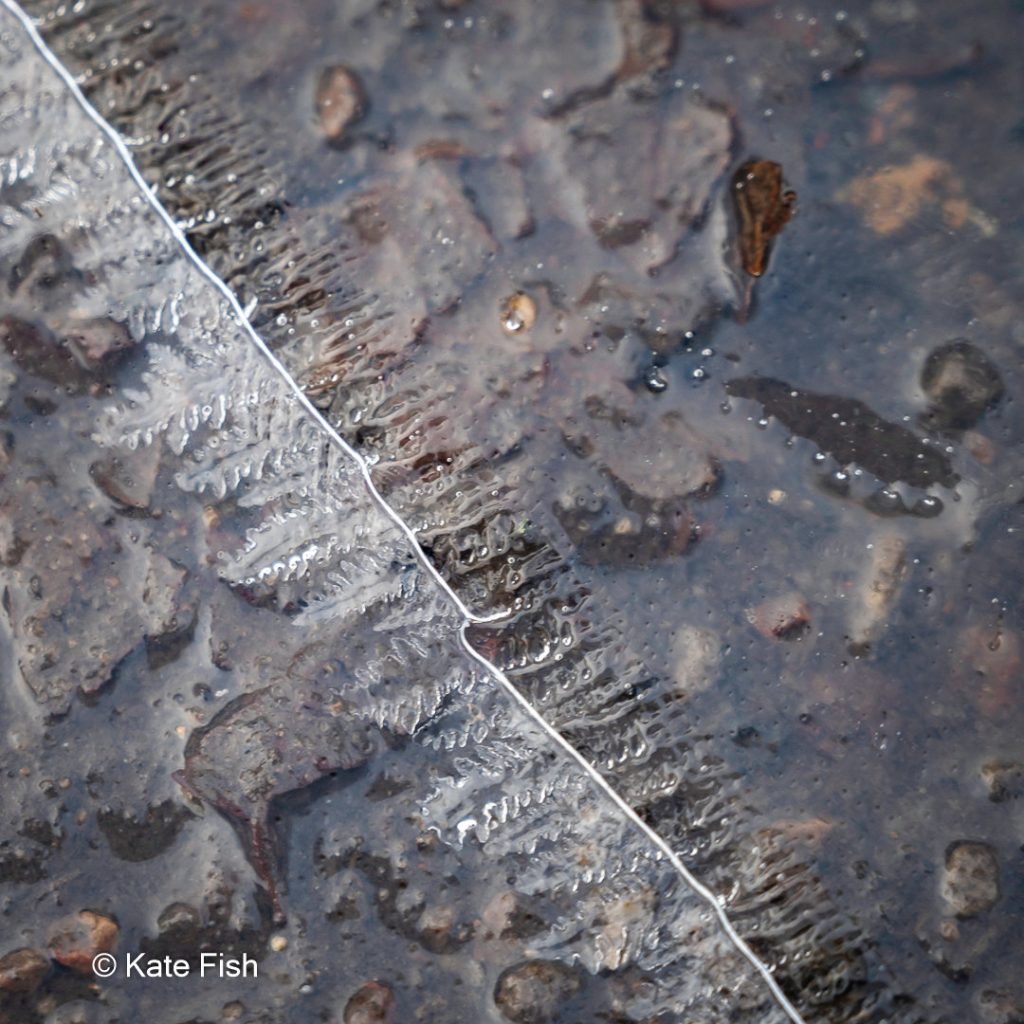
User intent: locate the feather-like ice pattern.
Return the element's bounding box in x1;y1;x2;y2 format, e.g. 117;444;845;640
0;6;804;1023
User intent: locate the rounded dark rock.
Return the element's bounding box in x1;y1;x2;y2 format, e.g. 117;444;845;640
343;980;395;1024
920;339;1003;431
0;947;49;993
494;959;584;1024
97;800;191;862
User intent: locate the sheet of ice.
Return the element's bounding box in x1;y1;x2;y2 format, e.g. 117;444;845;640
0;5;803;1022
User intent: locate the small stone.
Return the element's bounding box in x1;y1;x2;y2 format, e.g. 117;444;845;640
0;947;49;993
940;841;1000;917
494;960;583;1024
415;831;439;853
269;935;288;952
89;448;159;511
499;291;537;335
0;314;93;392
612;514;640;536
671;624;720;698
316;66;366;143
48;911;118;973
417;904;455;948
748;592;810;640
921;339;1003;431
480;891;547;940
57;316;133;367
157;902;202;937
343;980;395;1024
600;410;718;502
847;533;907;655
980;761;1024;803
977;989;1024;1024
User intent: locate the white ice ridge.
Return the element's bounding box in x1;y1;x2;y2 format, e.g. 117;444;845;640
0;2;808;1020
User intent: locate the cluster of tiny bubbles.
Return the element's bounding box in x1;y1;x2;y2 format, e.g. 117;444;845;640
679;333;714;384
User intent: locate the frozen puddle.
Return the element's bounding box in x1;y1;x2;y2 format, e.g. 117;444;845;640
0;4;803;1022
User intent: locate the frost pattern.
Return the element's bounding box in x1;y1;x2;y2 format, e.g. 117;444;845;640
0;7;796;1022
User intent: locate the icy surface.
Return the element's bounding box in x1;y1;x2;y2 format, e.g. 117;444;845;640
0;7;798;1023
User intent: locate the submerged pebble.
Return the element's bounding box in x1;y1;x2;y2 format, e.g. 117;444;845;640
940;841;1000;917
847;533;907;655
920;339;1004;432
980;761;1024;803
316;65;366;143
47;911;118;974
343;981;395;1024
0;947;49;993
671;624;721;697
494;959;583;1024
57;315;133;367
499;291;537;335
748;592;811;640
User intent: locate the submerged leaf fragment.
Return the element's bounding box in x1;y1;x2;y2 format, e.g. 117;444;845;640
732;160;796;277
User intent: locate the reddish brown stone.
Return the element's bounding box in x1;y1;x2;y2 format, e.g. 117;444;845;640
48;911;118;974
0;947;49;993
748;592;810;640
343;981;395;1024
316;66;366;143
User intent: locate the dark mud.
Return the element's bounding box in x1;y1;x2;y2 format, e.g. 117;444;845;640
3;1;1024;1023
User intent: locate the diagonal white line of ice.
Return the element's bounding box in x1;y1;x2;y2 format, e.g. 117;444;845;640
0;3;809;1020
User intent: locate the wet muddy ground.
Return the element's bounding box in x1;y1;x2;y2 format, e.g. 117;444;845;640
2;0;1024;1022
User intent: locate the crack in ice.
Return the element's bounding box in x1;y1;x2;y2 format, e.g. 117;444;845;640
0;2;809;1020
